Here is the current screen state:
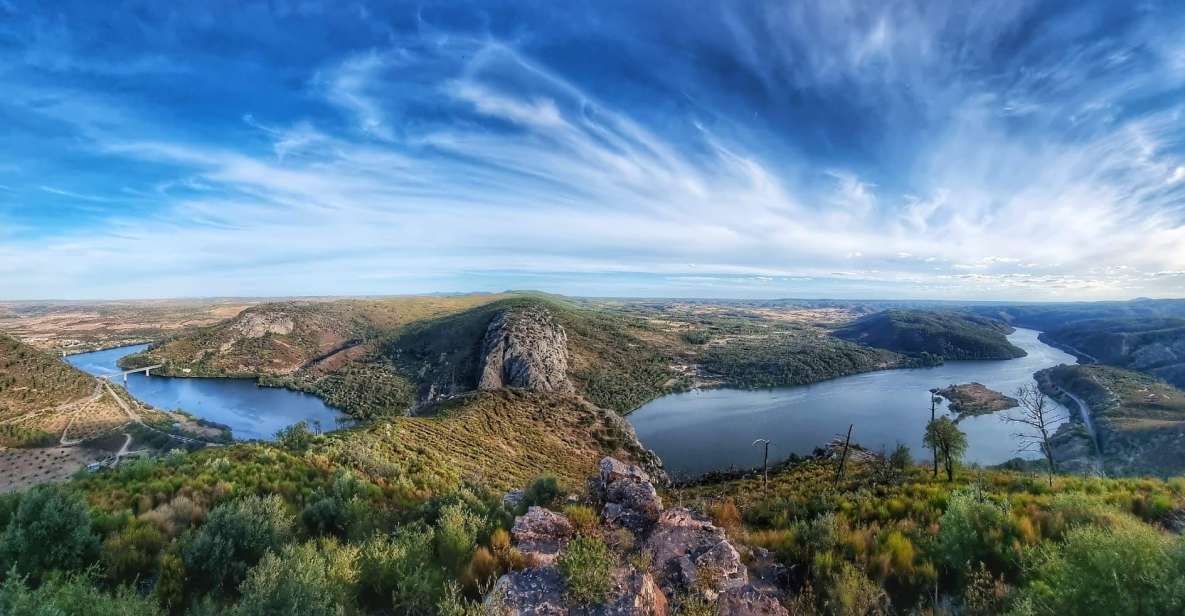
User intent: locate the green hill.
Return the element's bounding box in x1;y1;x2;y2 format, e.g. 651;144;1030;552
1040;317;1185;389
833;309;1025;361
0;334;95;420
1040;363;1185;477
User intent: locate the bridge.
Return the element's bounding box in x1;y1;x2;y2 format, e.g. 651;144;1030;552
99;364;163;384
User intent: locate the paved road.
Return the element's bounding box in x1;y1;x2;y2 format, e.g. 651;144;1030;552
1057;386;1105;475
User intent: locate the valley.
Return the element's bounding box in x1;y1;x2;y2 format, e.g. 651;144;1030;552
2;294;1185;616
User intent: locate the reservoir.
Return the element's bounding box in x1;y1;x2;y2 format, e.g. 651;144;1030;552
627;328;1077;479
66;344;348;441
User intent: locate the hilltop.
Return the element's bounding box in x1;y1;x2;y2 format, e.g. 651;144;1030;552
833;309;1026;361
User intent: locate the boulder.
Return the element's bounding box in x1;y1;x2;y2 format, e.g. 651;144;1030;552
598;458;662;525
645;508;730;593
513;506;574;566
715;585;791;616
487;567;568;615
693;540;748;594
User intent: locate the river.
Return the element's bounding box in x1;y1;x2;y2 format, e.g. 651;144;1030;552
627;328;1078;479
66;344;347;441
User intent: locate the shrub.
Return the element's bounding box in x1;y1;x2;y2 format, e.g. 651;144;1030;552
435;502;482;574
0;571;161;616
518;475;562;513
357;523;445;614
564;505;599;536
460;547;499;592
1015;521;1185;615
275;420;314;452
153;551;185;611
889;444;913;470
936;490;1017;581
825;562;889;616
181;494;293;596
236;539;359;616
101;521;165;584
558;536;615;605
0;485;99;580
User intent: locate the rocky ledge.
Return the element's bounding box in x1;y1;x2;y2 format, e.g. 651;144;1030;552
479;306;575;394
485;457;788;615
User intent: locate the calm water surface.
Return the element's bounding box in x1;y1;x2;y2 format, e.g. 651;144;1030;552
627;328;1077;479
67;344;347;441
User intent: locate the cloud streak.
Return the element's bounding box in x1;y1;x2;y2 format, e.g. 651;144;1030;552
1;1;1184;300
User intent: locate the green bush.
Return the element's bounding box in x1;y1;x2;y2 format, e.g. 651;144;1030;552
0;571;161;616
937;490;1018;582
435;502;482;574
0;485;99;580
275;420;315;452
181;495;293;596
300;472;372;539
101;521;165;584
825;561;889;616
236;539;359;616
518;475;562;513
358;523;445;614
1014;521;1185;615
558;536;615;605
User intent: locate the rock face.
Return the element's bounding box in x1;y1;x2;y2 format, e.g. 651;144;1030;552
486;457;787;616
232;309;295;338
479;307;575;394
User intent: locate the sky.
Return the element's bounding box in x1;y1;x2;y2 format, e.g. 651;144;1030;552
3;1;1185;301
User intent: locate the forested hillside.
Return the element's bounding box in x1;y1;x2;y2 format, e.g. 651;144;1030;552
1040;318;1185;389
0;334;94;420
833;309;1026;361
1041;364;1185;477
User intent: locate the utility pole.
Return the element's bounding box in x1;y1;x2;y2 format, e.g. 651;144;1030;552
834;424;853;486
752;439;771;491
929;388;940;478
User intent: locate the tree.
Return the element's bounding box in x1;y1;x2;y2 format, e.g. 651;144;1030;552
181;495;293;596
1003;384;1066;487
0;485;99;580
924;417;967;481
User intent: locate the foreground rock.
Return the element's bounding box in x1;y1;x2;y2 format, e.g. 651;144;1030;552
513;506;575;566
479;306;575;394
486;457;788;615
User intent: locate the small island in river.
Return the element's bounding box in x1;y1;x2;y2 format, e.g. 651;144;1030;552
937;382;1018;419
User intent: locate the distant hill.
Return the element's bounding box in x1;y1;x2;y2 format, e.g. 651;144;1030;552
1039;318;1185;389
1041;363;1185;477
833;309;1026;360
0;334;94;420
969;298;1185;331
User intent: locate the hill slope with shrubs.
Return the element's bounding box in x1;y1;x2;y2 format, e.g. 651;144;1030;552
834;309;1026;361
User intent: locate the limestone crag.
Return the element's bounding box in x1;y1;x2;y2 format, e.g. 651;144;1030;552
478;307;575;394
486;457;788;616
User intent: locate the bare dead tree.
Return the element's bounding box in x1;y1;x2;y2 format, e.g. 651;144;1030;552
929;388;941;477
834;424;853;486
1003;384;1067;487
751;439;771;491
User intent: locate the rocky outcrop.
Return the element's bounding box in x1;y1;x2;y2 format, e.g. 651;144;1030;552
478;307;575;394
486;457;787;616
231;309;295;338
514;506;575;566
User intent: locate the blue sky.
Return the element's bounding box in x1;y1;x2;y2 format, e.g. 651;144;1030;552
3;1;1185;300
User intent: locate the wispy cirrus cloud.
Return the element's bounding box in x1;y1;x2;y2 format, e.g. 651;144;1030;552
0;1;1184;300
